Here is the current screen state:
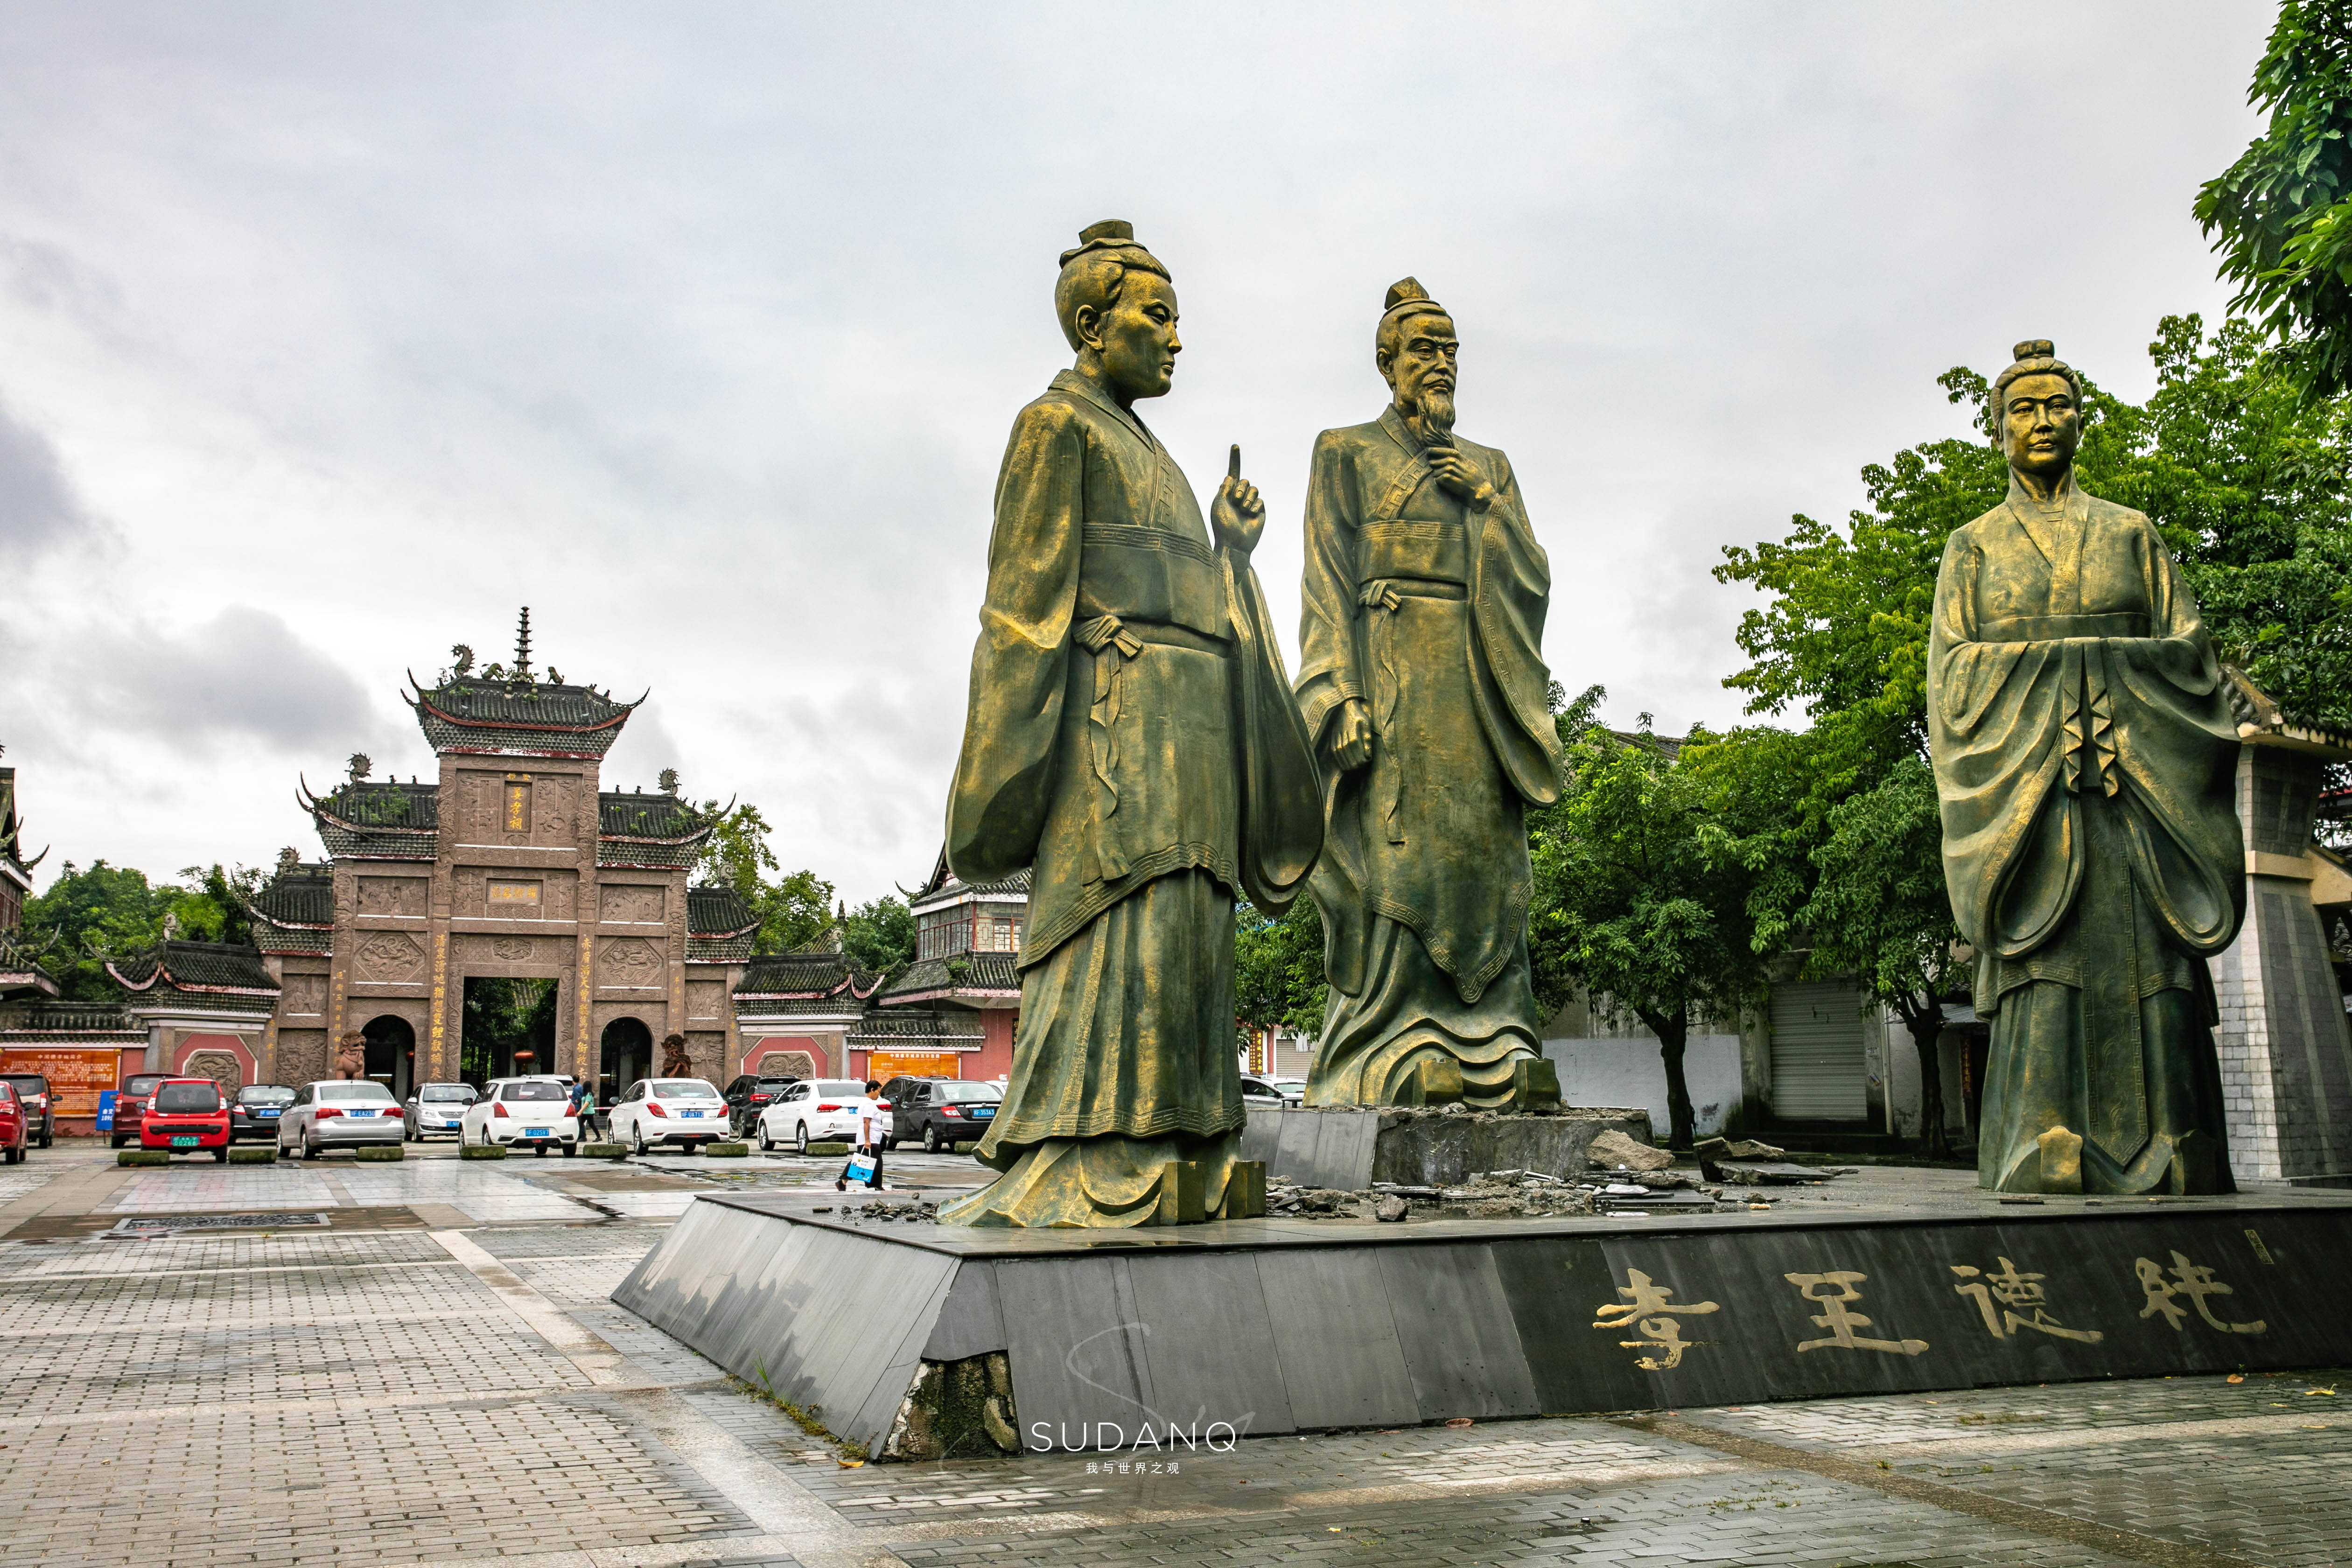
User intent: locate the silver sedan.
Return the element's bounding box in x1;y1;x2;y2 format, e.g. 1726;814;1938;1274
277;1080;404;1159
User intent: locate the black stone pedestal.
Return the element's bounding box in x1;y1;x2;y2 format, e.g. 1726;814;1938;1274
611;1181;2352;1463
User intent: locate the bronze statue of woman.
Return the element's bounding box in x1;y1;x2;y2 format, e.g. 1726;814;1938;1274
938;222;1321;1227
1927;340;2244;1194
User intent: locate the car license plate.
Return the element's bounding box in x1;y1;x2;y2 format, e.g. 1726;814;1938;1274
170;1136;198;1148
525;1127;550;1138
259;1108;280;1118
971;1107;995;1119
682;1109;705;1118
348;1109;375;1117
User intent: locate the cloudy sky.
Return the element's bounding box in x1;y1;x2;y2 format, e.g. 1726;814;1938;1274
0;1;2277;904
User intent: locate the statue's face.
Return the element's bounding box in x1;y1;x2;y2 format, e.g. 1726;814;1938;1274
1381;315;1459;414
2000;371;2080;478
1078;272;1182;401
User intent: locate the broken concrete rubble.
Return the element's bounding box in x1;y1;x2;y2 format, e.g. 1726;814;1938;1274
1586;1127;1674;1173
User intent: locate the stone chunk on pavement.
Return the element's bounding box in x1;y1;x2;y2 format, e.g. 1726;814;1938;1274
1587;1128;1673;1172
1704;1159;1839;1185
1693;1134;1785;1160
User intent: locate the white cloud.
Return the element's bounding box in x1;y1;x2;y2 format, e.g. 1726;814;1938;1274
0;0;2277;898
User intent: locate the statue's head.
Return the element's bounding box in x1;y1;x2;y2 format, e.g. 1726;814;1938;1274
1991;339;2084;482
1055;220;1179;402
1376;278;1459;434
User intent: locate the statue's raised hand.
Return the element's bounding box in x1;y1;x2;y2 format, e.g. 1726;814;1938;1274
1212;443;1265;553
1425;445;1495;512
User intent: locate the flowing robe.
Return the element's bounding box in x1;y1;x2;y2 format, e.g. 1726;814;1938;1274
1295;407;1564;1106
1927;471;2244;1193
942;370;1321;1225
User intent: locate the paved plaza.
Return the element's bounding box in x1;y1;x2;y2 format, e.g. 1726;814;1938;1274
0;1142;2346;1568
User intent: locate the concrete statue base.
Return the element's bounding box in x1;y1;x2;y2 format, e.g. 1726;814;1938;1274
611;1182;2352;1463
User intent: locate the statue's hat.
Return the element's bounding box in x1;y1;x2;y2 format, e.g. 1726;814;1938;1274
1381;276;1449;325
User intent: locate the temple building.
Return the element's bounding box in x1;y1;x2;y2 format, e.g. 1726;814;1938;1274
239;616;774;1100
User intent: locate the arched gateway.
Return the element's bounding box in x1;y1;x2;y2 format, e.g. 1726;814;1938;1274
245;612;763;1091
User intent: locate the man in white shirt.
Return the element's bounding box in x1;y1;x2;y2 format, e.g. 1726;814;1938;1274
836;1078;887;1192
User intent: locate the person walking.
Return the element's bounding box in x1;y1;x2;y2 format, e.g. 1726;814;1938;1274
837;1079;887;1192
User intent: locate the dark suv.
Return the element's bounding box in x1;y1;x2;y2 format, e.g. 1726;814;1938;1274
885;1078;1002;1153
0;1074;54;1148
721;1074;799;1136
109;1073;172;1149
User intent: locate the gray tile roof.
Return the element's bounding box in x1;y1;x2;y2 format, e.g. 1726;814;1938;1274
878;951;1021;1001
735;951;882;1003
847;1008;985;1044
109;940;282;1014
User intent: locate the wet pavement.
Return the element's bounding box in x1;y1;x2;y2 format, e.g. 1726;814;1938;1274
0;1138;2345;1568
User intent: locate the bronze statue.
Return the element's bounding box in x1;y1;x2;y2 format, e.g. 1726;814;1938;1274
659;1032;691;1078
1295;279;1565;1109
1927;340;2245;1194
938;221;1321;1227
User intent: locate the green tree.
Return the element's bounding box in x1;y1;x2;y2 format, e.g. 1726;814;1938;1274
1527;706;1762;1149
170;862;264;947
20;860;177;1001
1233;897;1328;1039
2197;0;2352;397
2097;315;2352;732
1792;757;1968;1159
690;799;837;955
840;896;916;977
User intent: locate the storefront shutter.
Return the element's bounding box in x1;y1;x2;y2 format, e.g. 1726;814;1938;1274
1769;981;1867;1120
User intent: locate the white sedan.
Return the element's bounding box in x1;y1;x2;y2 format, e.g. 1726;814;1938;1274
607;1078;729;1154
755;1079;875;1155
460;1078;580;1156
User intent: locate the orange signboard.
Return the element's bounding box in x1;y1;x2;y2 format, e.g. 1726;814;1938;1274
0;1048;126;1117
864;1050;962;1083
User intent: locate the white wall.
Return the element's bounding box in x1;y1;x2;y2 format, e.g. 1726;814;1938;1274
1542;1033;1744;1138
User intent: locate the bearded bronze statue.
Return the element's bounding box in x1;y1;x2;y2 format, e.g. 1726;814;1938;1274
1295;279;1565;1109
938;221;1321;1227
1927;340;2245;1194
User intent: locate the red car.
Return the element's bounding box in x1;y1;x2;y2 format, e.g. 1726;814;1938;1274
0;1082;25;1165
139;1078;233;1162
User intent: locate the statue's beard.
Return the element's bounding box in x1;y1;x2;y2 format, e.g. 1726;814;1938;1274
1410;387;1456;443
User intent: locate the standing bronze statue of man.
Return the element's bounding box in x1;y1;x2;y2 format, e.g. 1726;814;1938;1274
939;221;1321;1228
1928;340;2245;1195
1295;279;1565;1109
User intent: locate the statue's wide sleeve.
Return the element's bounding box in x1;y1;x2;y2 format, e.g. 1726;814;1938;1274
1224;547;1323;912
946;401;1085;883
1470;453;1566;807
2105;523;2245;952
1294;429;1363;746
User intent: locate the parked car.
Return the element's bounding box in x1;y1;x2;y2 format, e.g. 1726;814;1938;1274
460;1078;581;1156
721;1073;800;1136
1240;1076;1288;1108
1270;1078;1307;1106
0;1073;53;1148
608;1078;728;1154
0;1081;25;1164
888;1078;1002;1153
139;1077;233;1161
276;1079;404;1159
752;1078;871;1155
229;1085;295;1141
403;1081;477;1141
109;1072;173;1149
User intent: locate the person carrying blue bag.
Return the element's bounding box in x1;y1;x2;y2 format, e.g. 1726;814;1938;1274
837;1079;886;1192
